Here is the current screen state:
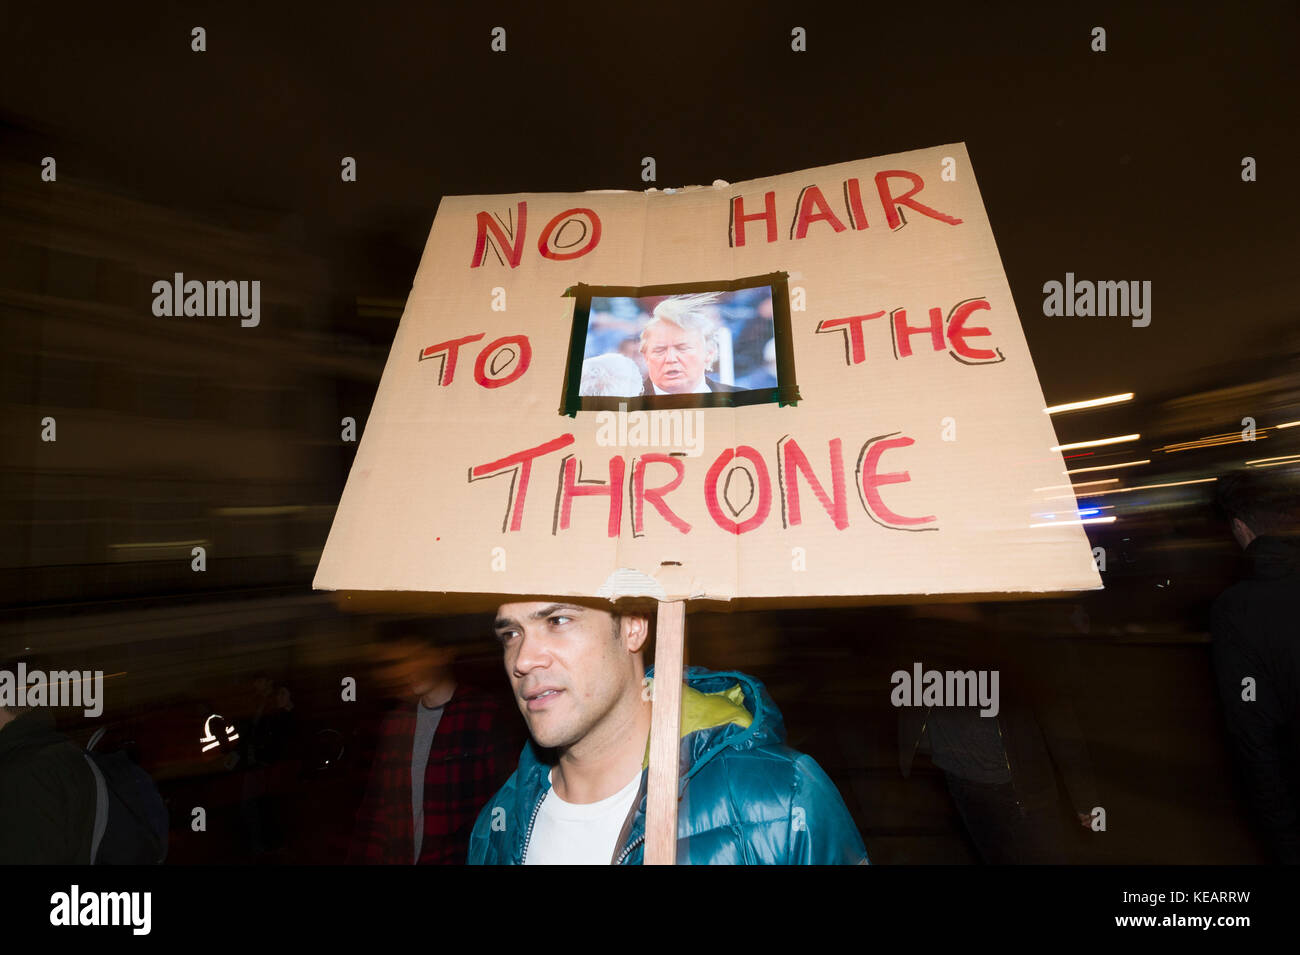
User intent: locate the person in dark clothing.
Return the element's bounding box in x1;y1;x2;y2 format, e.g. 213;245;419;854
0;695;96;864
238;676;300;854
1211;468;1300;863
350;619;524;865
898;603;1098;863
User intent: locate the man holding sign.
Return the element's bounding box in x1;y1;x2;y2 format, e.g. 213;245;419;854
315;144;1104;865
467;600;867;865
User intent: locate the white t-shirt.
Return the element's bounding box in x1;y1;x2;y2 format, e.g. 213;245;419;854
523;768;642;865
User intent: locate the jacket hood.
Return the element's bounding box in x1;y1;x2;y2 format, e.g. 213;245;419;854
642;665;786;783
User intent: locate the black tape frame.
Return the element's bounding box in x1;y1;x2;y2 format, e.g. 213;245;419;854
559;272;800;416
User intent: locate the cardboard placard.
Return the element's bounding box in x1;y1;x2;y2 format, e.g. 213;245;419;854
314;143;1101;605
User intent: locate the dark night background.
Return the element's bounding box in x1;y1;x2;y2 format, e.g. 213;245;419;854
1;2;1297;868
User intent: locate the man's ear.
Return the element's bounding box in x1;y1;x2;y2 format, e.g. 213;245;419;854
622;614;651;654
1232;517;1257;549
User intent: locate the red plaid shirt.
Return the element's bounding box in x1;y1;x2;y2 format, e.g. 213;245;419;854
350;683;524;864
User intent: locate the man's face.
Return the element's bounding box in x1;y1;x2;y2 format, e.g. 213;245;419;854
642;321;712;394
374;639;455;699
494;602;638;750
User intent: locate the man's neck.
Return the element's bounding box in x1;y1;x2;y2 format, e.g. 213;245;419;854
419;678;456;710
552;695;651;804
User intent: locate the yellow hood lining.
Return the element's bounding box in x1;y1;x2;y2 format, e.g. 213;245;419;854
640;679;753;769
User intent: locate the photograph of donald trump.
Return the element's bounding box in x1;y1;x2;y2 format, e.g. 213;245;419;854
579;290;777;399
636;293;741;396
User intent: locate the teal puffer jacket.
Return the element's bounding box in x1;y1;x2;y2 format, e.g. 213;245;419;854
467;665;868;865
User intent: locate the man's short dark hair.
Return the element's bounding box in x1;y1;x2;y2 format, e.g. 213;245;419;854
1214;468;1299;537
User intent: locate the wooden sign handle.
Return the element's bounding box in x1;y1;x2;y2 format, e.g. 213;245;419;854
644;599;685;865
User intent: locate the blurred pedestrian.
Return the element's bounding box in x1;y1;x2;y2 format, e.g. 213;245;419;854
350;618;523;864
1211;468;1300;863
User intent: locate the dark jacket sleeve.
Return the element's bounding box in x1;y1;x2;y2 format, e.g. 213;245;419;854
1211;599;1300;863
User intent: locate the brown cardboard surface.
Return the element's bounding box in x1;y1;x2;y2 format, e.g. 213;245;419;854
314;143;1102;606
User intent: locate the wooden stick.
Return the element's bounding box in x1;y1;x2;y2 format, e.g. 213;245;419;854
644;599;685;865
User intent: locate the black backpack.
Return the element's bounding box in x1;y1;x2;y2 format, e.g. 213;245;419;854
83;749;169;864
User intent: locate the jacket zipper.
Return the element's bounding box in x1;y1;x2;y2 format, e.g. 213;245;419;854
614;833;644;865
610;767;651;865
519;788;547;864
